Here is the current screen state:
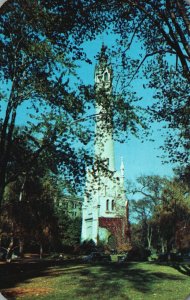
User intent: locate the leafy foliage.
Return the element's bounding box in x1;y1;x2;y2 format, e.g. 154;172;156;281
0;0;98;204
88;0;190;165
130;175;190;253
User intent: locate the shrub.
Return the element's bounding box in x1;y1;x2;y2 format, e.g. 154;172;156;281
127;247;151;261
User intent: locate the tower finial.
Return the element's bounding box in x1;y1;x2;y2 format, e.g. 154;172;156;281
98;44;108;64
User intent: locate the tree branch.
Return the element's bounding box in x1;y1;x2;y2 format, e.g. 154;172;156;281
128;49;176;86
132;188;162;202
127;0;190;82
176;0;190;38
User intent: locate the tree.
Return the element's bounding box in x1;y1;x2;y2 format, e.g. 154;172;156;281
130;175;166;250
57;214;82;250
130;175;190;253
90;1;190;166
0;168;62;259
0;0;99;206
125;0;190;165
114;0;190;81
0;0;146;207
131;199;154;250
0;127;87;257
155;180;190;252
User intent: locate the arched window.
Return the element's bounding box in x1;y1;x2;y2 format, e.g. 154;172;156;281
106;199;109;211
104;72;108;81
112;200;115;211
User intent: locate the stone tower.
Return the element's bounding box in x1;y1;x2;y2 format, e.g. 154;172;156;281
81;45;130;248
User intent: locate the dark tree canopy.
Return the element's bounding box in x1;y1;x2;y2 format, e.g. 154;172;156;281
86;0;190;166
0;0;99;204
114;0;190;166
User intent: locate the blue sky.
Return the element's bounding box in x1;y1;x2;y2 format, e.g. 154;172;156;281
0;31;176;184
77;35;175;182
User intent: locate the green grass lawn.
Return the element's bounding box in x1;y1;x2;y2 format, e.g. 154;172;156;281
1;259;190;300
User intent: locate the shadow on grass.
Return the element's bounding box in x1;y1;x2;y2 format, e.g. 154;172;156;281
170;263;190;276
76;262;184;299
0;259;186;299
0;258;84;299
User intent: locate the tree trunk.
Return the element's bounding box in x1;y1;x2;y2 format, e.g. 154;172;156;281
147;224;152;250
0;98;17;208
161;238;166;253
0;172;6;207
40;243;43;259
6;237;14;263
19;239;24;258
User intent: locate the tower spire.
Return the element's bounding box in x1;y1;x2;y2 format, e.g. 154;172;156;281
81;47;130;248
94;45;115;171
